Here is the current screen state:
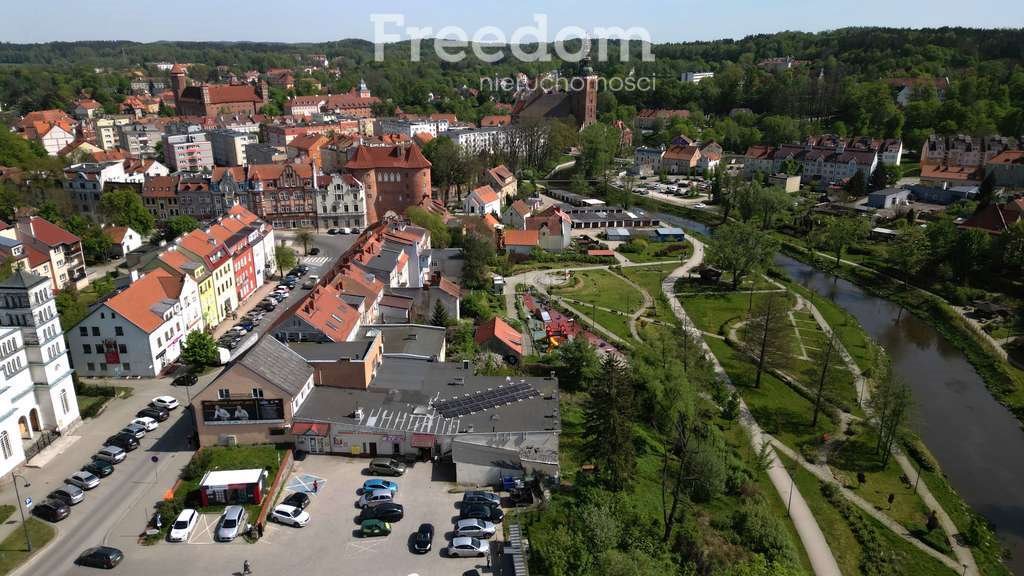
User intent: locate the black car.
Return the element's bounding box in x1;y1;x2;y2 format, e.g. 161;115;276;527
83;459;114;478
172;372;198;387
32;499;70;523
459;503;504;523
76;546;123;569
136;406;169;422
360;502;404;523
104;433;139;452
309;247;321;255
281;491;311;511
412;523;433;553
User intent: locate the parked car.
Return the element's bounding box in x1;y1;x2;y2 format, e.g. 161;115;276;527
361;479;398;494
121;422;147;439
168;509;199;542
94;446;126;464
412;523;433;553
454;518;496;539
459;503;504;523
67;471;101;490
131;416;158;431
172;373;198;387
151;396;180;410
104;433;139;452
281;492;311;511
270;504;310;527
359;502;404;523
136;406;169;422
327;228;339;235
32;498;70;522
357;488;394;508
367;457;406;477
350;228;361;235
461;491;500;507
309;247;321;255
216;505;248;542
83;459;114;478
49;484;85;506
76;546;123;569
360;518;391;537
446;536;488;558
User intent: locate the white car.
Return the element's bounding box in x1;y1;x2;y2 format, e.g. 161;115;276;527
694;202;707;208
269;504;310;527
447;536;488;557
168;508;199;542
131;416;158;431
151;396;179;410
67;471;101;490
454;518;496;538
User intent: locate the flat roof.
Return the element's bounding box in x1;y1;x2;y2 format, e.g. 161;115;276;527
358;324;446;359
200;468;265;487
294;359;559;437
289;340;376;362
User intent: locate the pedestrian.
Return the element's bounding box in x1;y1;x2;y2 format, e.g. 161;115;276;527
312;479;319;493
242;560;252;575
257;521;264;538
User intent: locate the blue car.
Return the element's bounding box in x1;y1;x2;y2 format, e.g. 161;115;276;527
361;479;398;494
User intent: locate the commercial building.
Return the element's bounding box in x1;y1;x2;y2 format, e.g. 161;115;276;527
316;174;367;230
0;270;81;476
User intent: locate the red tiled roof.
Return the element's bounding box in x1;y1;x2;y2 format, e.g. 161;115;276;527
480;115;511;127
509;200;531;217
960;199;1024;234
344;145;431;170
24;245;49;268
483;213;500;229
103;226;131;244
143;175;177;198
988;150;1024;165
469;185;499;205
503;229;539;247
206;85;262;105
437;276;461;299
380;294;414;310
663;145;700;161
25;216;80;246
487;164;514;183
295;284;360;342
106;268;185;333
413;132;434;145
474;316;523;357
921;163;983;182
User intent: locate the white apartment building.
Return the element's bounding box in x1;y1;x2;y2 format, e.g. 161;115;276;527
209;129;259;166
375;117;450;138
67;268;203;378
0;270;81;477
118;122;163;157
682;71;715;83
442;127;504;155
63;160;169;221
163;132;215;172
93;115;133;150
633;146;666;175
317;174;367;229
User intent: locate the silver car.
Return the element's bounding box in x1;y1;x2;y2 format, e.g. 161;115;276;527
121;423;147;439
216;505;248;542
454;518;496;538
67;471;101;490
94;445;126;464
462;491;501;506
49;484;85;505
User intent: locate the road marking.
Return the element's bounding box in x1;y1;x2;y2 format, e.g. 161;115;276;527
285;473;327;495
347;539;386;554
301;256;330;267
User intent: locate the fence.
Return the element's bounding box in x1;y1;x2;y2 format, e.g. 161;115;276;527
24;429;60;461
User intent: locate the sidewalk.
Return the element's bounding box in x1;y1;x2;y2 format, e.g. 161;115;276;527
210;281;281;340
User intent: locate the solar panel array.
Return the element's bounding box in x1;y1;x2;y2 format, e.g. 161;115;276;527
433;381;541;418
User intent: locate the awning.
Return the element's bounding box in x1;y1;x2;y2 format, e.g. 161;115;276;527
292;422;330;436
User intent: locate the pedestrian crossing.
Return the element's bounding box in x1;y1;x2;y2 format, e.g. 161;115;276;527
301;256;331;268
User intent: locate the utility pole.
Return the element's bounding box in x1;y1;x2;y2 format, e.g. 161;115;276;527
11;473;32;551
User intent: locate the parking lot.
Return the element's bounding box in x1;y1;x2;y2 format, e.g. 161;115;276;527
261;456;501;576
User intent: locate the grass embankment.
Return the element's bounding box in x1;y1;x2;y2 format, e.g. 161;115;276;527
550;269;643;341
0;518;57;575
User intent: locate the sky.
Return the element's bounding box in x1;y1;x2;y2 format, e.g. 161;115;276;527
1;0;1021;44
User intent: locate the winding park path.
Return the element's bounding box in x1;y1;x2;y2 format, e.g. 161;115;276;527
661;234;844;576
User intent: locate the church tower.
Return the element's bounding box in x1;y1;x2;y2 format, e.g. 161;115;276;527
571;54;598;128
170;63;188;112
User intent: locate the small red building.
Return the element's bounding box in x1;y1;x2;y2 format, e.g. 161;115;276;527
198;469;268;506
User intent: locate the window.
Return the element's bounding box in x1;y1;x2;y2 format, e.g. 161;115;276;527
60;389;69;414
115;326;124;336
79;326;88;336
0;431;11;460
91;327;100;336
82;344;91;354
87;362;95;372
100;363;107;371
251;388;264;399
218;389;231;400
122;363;131;371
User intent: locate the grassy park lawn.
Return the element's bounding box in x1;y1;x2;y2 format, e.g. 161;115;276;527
552;269;643;314
618;263;680;326
0;518;56;575
684;291;795;336
675;273;779;295
787;281;877;371
617;241;691;264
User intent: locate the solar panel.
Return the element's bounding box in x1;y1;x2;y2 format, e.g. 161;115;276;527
433;381;541;418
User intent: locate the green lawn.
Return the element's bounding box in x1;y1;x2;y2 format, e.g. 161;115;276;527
618;263;680;326
0;518;56;575
786;280;877;372
675;273;779;295
552;269;643;314
76;395;109;418
0;506;14;525
174;445;286;518
617;241;691;264
684;292;794;336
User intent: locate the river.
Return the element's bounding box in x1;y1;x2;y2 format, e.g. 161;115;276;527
659;211;1024;574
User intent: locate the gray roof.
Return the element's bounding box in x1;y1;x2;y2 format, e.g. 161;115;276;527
294;359;559;437
0;269;49;290
288;340;376;362
358;324;446;360
236;336;313;396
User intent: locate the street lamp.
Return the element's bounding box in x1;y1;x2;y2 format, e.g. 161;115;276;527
11;472;32;551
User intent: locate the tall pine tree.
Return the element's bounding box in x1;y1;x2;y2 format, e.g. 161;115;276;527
582;355;636;491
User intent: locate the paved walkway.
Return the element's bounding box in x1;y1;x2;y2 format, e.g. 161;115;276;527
661;234;843;576
607;269;654;341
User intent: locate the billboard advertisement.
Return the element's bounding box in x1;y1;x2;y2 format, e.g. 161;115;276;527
201;398;284;424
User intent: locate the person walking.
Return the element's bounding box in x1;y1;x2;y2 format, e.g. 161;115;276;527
312;479;319;493
243;560;252;574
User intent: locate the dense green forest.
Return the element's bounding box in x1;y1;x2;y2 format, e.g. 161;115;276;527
1;28;1022;152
